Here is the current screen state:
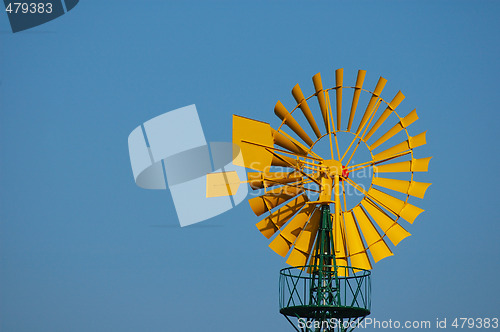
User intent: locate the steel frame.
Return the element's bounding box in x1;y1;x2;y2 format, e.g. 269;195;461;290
279;205;371;332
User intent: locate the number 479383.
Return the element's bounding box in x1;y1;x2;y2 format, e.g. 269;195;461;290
451;318;498;329
5;2;53;14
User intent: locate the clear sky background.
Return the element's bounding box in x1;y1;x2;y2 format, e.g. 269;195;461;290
1;1;499;331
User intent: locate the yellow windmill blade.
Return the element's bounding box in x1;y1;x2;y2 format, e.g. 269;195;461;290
347;69;367;132
270;153;299;168
364;91;406;142
370;109;419;150
360;199;411;246
335;68;343;131
371;131;427;160
271;128;308;156
352;205;393;263
344;211;372;271
255;194;308;239
312;72;331;132
286;207;321;267
375;157;432;173
269;204;317;257
274;101;314;146
249;186;304;216
356;76;387;135
372;177;431;199
291;84;322;139
366;187;424;224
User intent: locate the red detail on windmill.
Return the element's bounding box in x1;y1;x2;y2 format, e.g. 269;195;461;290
342;166;349;180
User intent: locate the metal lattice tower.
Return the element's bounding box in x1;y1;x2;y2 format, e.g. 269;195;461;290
279;205;371;332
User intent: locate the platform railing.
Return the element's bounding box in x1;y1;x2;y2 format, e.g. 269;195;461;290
279;265;371;319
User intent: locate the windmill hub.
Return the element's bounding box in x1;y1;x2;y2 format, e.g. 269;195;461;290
322;159;348;179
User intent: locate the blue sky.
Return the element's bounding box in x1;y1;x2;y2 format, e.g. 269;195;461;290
1;1;499;331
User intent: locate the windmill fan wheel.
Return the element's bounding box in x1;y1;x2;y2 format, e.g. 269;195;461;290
232;68;432;272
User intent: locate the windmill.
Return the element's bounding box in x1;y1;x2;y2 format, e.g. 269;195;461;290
207;68;431;332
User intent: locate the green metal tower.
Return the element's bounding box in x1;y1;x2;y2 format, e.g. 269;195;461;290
279;204;371;332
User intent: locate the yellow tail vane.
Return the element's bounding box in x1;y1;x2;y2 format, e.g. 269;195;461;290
233;115;274;171
206;171;241;198
228;68;430;275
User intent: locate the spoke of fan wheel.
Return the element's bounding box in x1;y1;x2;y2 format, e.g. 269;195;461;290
293;186;320;193
326;90;341;160
256;177;302;189
241;139;323;162
341;180;350;248
343;99;382;167
241;138;325;173
340;98;382;163
341;211;349;259
260;179;298;189
291;172;321;184
298;178;316;187
323;90;335;161
347;150;411;171
341;180;348;212
277;128;323;160
301;165;323;172
334;174;341;254
300;159;324;168
346;98;383;165
256;172;304;191
299;182;319;194
261;177;320;193
299;180;321;193
344;177;398;217
347;151;412;173
269;150;322;186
